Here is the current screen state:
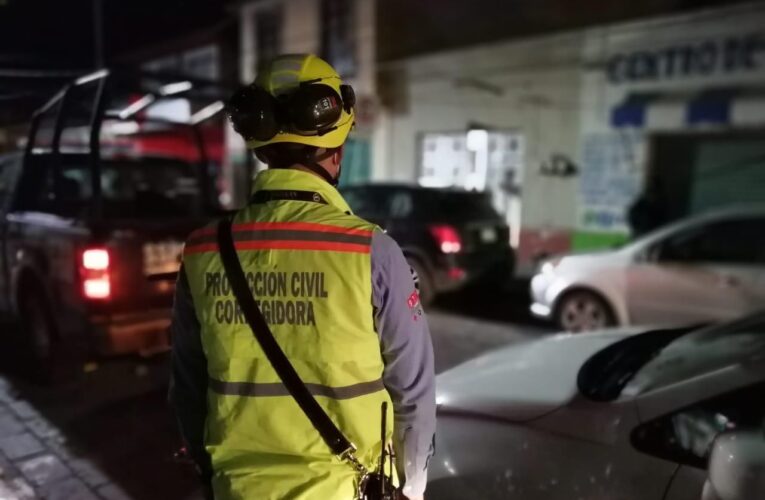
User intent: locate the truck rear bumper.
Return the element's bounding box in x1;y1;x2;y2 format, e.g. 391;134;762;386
90;309;172;357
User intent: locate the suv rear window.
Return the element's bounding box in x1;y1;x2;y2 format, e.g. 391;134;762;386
343;187;501;221
341;187;390;219
16;155;204;218
426;191;499;221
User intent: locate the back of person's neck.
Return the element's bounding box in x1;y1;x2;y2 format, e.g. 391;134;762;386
276;164;335;184
288;164;320;178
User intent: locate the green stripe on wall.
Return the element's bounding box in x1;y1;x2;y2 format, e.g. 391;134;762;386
572;231;629;252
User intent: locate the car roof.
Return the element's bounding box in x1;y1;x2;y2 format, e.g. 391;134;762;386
341;183;483;194
693;203;765;219
630;204;765;248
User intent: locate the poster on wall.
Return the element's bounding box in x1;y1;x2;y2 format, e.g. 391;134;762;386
579;132;644;233
419;132;471;188
419;131;524;193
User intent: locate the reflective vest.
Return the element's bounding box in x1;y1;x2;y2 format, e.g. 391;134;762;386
182;169;393;500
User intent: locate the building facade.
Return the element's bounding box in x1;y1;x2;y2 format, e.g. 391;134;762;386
235;1;765;275
384;2;765;275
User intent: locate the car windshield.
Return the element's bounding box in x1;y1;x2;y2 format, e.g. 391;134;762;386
623;313;765;396
577;313;765;401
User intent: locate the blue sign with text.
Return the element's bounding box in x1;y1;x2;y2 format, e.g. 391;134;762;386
607;33;765;83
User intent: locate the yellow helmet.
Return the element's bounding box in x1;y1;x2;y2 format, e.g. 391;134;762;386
228;54;355;150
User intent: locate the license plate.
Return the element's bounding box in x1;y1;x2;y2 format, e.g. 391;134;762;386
143;241;184;275
480;227;498;243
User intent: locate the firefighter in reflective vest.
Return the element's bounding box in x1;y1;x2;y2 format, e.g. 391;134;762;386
170;54;436;500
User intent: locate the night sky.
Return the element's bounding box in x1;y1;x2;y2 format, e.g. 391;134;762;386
0;0;231;70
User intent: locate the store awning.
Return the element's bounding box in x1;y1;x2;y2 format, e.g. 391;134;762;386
611;89;765;129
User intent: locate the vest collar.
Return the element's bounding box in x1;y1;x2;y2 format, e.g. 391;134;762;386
251;168;353;213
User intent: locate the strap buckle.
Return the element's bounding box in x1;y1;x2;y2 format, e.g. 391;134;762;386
339;443;368;475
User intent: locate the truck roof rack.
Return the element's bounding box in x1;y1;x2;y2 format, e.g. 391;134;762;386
23;67;237;219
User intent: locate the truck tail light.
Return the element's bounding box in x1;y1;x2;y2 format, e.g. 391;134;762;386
80;248;111;300
429;225;462;254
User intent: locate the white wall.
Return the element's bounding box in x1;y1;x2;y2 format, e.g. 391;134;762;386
283;0;320;54
381;31;586;231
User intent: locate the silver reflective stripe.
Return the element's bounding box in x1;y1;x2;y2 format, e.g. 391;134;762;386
209;378;385;400
271;72;301;86
271;58;305;73
187;230;371;247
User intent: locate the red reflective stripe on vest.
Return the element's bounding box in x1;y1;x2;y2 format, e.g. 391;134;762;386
185;240;371;255
233;222;373;237
191;222;372;237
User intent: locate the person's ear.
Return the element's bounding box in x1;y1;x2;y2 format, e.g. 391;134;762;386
333;146;344;166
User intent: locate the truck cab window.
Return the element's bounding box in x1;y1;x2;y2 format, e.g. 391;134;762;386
14;154;203;218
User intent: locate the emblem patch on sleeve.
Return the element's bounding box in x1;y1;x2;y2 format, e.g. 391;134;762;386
407;290;424;321
407;290;420;309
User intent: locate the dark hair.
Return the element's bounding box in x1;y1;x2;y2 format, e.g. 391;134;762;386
255;143;339;168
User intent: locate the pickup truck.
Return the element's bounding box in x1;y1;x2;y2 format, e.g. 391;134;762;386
0;70;231;380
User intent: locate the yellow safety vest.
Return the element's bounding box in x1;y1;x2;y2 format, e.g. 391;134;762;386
182;169;393;500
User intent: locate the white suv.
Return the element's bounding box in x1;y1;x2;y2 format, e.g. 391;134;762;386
531;206;765;332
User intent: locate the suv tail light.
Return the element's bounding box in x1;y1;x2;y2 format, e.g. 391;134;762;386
429;225;462;254
80;248;111;300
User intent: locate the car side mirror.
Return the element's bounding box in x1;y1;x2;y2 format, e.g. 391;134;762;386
701;431;765;500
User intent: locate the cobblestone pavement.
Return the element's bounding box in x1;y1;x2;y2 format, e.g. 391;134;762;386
0;377;133;500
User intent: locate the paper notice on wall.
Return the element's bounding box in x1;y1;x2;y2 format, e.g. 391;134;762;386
579;132;644;233
419;131;524;191
419;133;472;188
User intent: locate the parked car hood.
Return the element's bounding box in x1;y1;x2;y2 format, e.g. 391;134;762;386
436;329;642;422
557;248;633;271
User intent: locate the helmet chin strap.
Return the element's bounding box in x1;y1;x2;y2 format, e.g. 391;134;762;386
301;161;338;186
300;148;340;187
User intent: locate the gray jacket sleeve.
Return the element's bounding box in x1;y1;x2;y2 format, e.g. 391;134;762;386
371;231;437;497
169;266;212;479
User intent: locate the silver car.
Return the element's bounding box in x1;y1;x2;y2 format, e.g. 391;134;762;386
428;313;765;500
531;206;765;332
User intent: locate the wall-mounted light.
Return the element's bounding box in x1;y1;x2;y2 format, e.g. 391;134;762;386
539;153;578;177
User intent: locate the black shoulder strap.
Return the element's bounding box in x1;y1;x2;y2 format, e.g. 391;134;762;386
250;189;328;205
215;218;356;458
